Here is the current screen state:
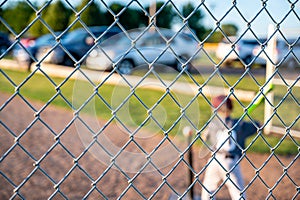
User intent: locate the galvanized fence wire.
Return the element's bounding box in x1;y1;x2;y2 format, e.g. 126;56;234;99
0;0;300;199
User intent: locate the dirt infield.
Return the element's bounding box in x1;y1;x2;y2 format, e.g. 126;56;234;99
1;92;299;199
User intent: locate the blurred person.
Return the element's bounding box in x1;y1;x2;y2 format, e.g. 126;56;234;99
201;95;260;200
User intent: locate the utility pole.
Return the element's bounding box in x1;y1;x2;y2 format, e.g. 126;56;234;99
149;0;156;31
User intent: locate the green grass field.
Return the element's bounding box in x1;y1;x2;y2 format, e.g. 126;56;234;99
0;68;299;155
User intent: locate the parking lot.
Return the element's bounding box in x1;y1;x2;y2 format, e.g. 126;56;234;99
6;26;299;74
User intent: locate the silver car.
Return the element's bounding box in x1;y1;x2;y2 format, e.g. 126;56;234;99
86;29;200;74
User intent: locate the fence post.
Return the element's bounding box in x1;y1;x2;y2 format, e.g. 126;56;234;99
264;24;276;135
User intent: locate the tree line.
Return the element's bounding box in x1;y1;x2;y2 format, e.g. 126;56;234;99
0;0;238;42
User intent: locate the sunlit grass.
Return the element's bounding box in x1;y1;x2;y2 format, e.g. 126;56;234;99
0;68;299;155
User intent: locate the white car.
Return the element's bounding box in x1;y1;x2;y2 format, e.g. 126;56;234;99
252;39;300;68
86;29;200;74
216;36;264;66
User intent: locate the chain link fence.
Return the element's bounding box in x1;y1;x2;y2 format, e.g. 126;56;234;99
0;0;300;199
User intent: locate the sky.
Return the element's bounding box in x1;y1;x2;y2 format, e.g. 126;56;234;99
202;0;300;38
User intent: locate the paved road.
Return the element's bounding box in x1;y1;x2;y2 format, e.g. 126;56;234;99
193;64;299;80
1;58;298;78
1;58;298;88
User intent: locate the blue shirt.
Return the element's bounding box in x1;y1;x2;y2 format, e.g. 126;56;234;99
229;118;260;157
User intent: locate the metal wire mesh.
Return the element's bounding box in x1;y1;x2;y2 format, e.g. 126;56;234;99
0;0;299;199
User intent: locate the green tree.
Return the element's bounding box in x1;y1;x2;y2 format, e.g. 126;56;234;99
182;2;206;40
204;29;224;43
221;23;238;36
0;7;6;33
104;3;122;26
28;1;72;37
43;0;71;32
140;2;175;29
154;2;175;29
2;2;35;34
28;13;46;37
122;8;145;29
105;2;146;29
69;0;105;30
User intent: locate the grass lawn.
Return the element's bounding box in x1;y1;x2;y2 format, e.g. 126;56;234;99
0;68;299;155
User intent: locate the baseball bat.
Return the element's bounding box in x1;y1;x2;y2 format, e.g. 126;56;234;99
247;83;274;114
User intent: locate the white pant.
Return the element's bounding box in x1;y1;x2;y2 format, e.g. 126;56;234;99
201;154;245;200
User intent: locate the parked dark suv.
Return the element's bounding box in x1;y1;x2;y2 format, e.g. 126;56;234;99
13;32;63;69
0;32;12;54
36;26;121;66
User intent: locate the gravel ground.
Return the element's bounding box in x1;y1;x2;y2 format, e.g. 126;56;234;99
1;92;299;200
